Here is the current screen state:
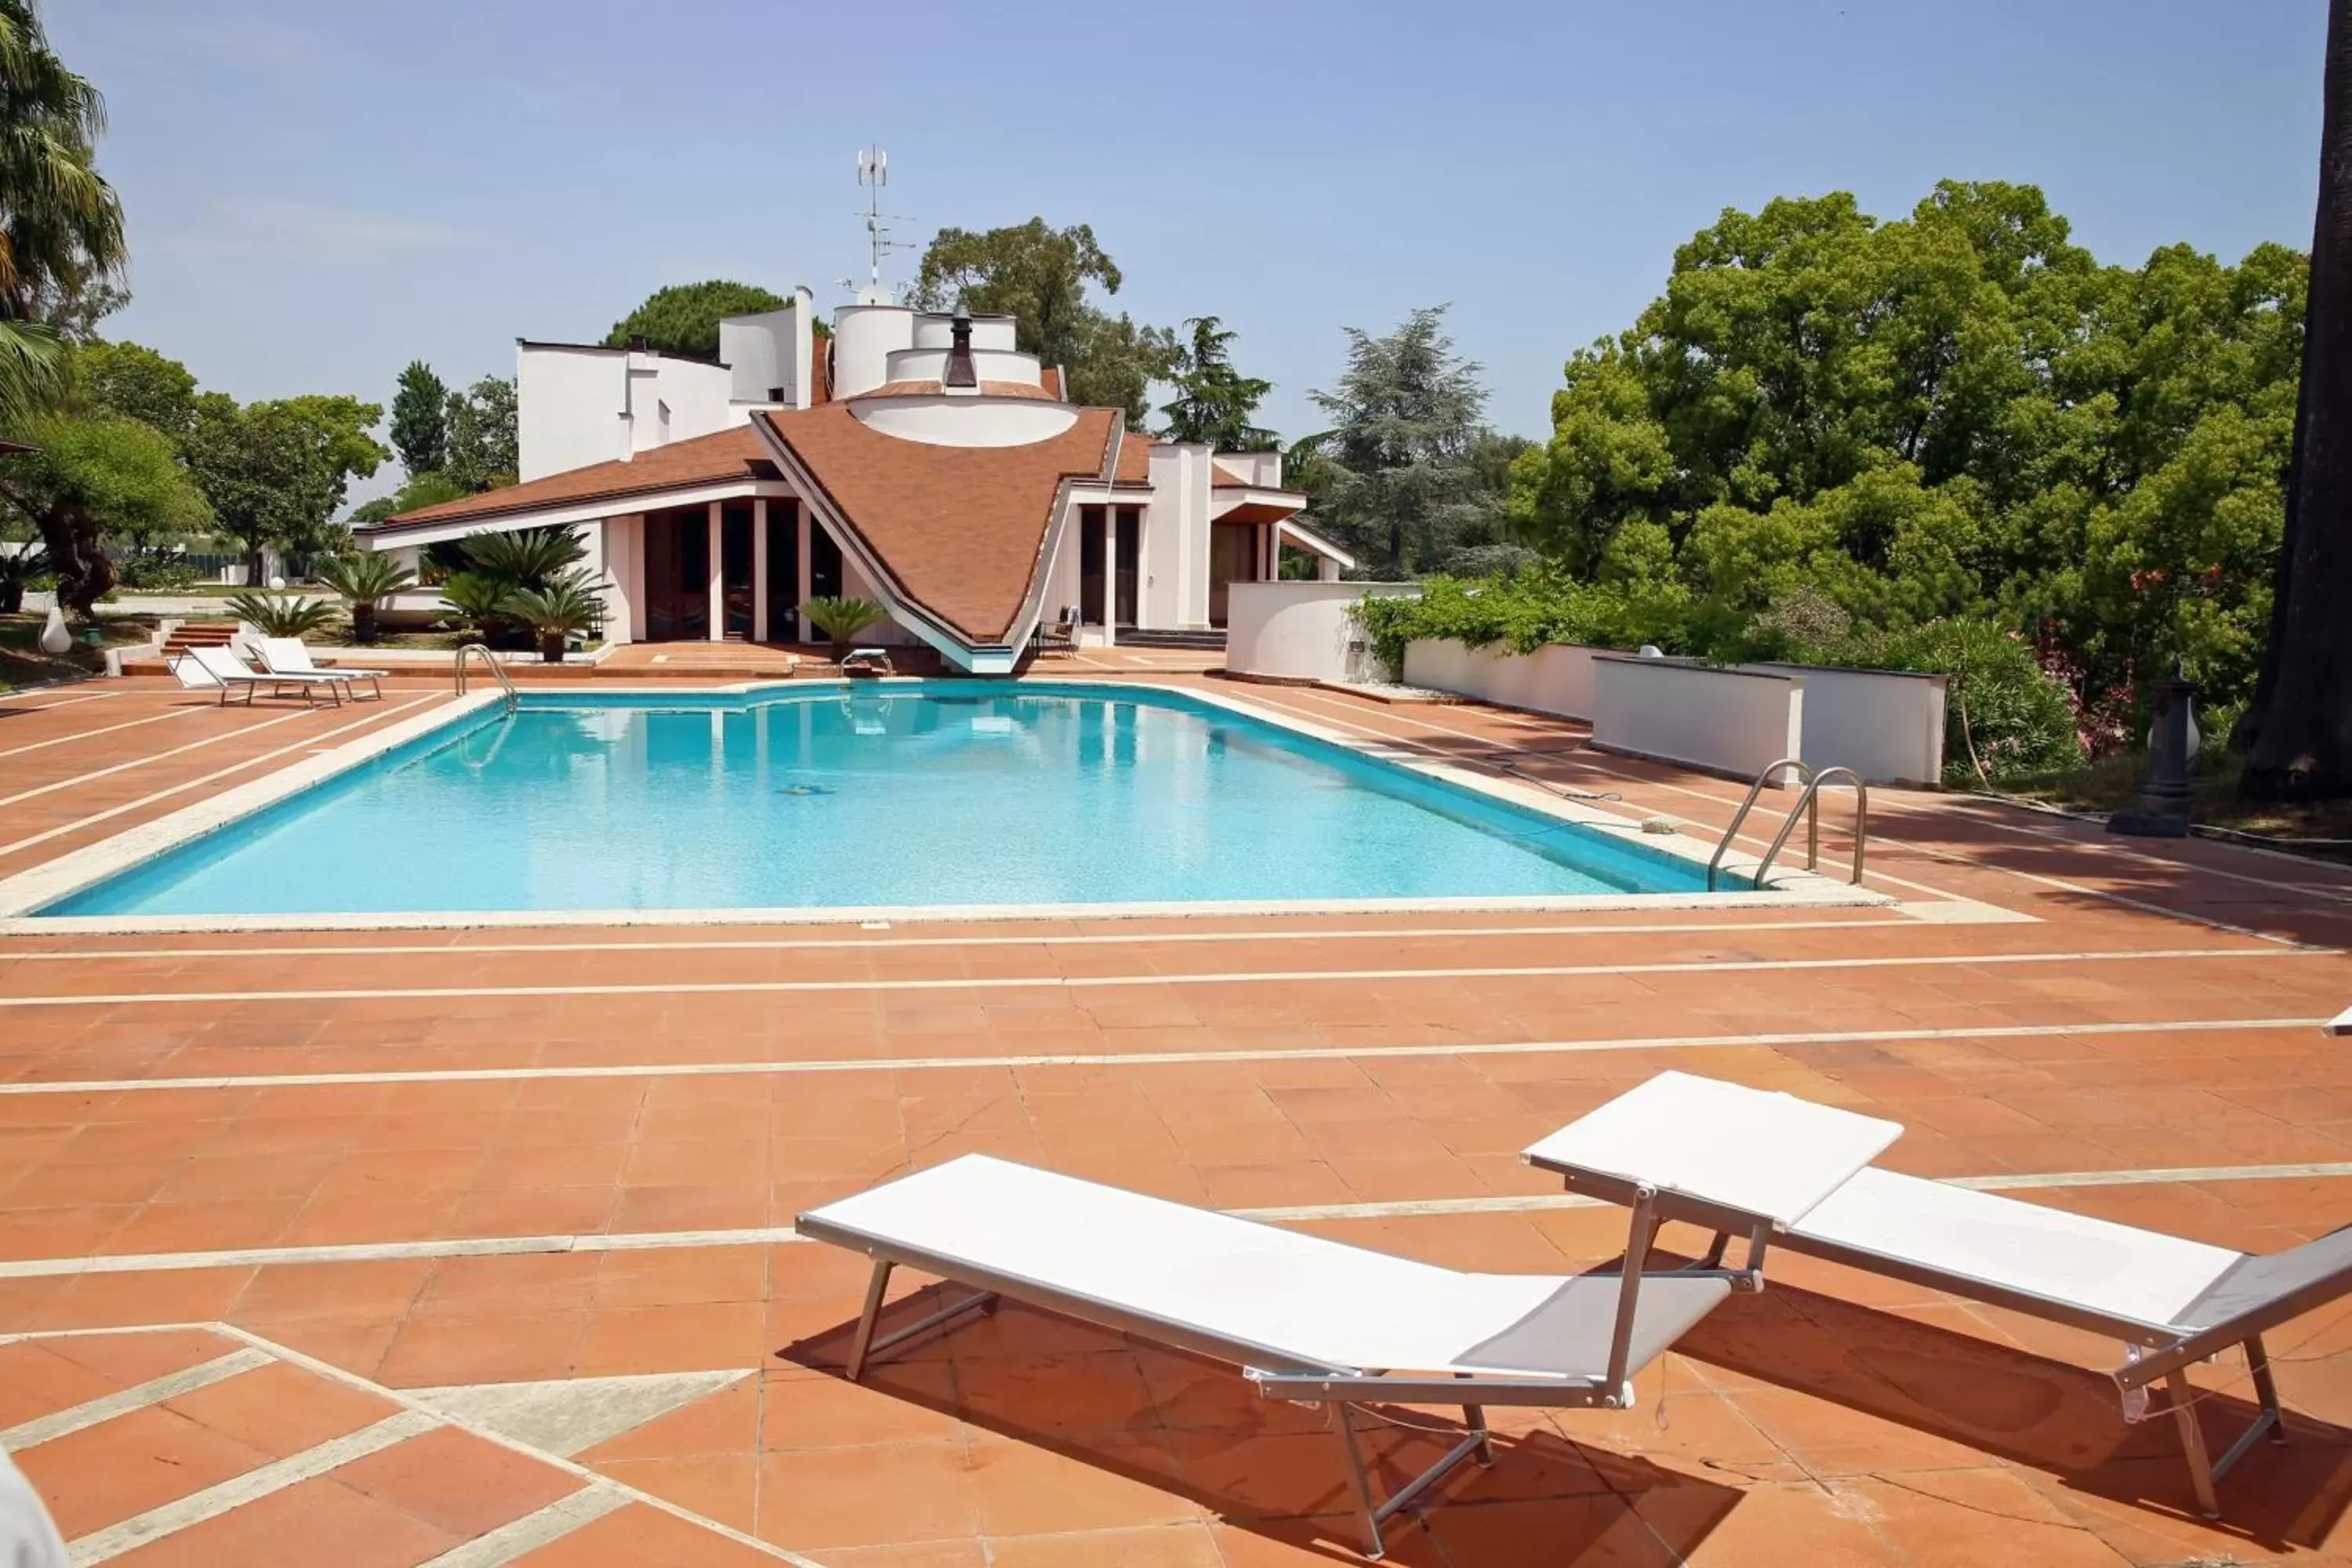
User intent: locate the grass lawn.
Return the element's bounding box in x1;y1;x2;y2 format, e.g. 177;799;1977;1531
1995;745;2352;848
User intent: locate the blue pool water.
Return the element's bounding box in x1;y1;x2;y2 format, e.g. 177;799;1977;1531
45;684;1728;916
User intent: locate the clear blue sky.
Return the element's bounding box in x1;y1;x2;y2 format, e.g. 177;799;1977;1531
51;0;2328;502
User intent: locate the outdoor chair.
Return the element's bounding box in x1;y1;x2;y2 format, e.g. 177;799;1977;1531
185;644;345;707
1523;1070;2352;1519
798;1152;1746;1559
839;647;895;677
254;637;386;700
1029;606;1078;656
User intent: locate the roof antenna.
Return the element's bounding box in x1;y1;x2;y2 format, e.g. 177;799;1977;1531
847;147;909;306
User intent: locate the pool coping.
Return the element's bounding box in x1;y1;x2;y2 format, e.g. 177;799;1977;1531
0;679;1893;933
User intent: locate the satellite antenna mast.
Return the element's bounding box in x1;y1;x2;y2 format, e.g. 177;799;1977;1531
852;147;908;305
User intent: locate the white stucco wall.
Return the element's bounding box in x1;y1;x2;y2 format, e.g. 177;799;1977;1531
718;298;814;408
1210;451;1283;488
851;397;1080;448
831;304;916;399
1743;662;1948;785
1592;657;1805;783
1144;442;1212;628
517;345;743;481
1401;639;1609;720
1228;582;1418;683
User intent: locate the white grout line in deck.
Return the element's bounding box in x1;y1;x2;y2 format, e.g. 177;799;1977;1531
0;1014;2322;1098
0;1347;272;1450
0;697;438;862
0;705;201;761
2;1157;2345;1281
0;705;322;809
0;943;2321;1008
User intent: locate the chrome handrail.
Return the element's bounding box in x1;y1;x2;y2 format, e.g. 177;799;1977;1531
1707;757;1810;891
1752;765;1868;889
454;641;517;716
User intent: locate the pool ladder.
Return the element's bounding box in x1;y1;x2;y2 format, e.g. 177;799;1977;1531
1706;758;1868;891
454;641;517;716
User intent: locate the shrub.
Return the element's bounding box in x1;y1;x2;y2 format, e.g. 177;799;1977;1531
114;554;200;592
224;592;341;640
505;570;605;662
315;553;418;644
437;572;514;639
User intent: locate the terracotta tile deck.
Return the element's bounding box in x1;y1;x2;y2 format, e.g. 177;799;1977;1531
4;674;2352;1563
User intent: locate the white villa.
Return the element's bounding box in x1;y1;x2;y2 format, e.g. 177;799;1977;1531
358;289;1351;672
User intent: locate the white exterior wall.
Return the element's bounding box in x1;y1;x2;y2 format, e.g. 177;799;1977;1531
831;305;916;398
1227;582;1416;683
1210;451;1283;488
1402;639;1608;720
1144;442;1212;629
517;344;742;480
1592;657;1805;784
718;296;815;408
852;397;1080;448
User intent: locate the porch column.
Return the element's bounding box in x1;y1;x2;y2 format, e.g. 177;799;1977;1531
796;506;813;641
752;497;770;642
706;500;724;641
1099;509;1116;648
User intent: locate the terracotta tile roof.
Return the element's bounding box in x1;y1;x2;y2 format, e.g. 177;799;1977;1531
809;337;831;405
1114;430;1152;484
758;405;1118;645
372;426;775;531
861;379;1062;402
1041;366;1064;401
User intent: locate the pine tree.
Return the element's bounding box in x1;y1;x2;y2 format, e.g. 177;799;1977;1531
390;361;448;475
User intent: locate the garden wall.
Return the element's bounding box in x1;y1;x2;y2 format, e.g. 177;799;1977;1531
1591;656;1806;783
1400;638;1609;720
1741;662;1947;787
1225;582;1420;684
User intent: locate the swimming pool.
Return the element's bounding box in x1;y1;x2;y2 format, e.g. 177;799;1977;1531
38;684;1741;917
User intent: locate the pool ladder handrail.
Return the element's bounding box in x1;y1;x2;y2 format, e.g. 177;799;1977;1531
1706;759;1868;891
454;641;517;716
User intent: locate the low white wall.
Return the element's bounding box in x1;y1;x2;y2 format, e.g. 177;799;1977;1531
1592;656;1805;783
1226;581;1419;683
1744;662;1947;786
1401;639;1607;720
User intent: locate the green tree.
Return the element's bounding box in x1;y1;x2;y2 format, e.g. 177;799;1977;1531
185;395;383;580
67;340;196;442
0;0;125;426
1159;317;1274;448
1506;179;2304;719
390;360;448;475
0;412;210;612
445;376;517;492
348;469;467;526
911;220;1178;423
605;281;788;360
1308;306;1490;577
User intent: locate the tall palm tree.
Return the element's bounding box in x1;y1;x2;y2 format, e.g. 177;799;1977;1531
2246;0;2352;797
0;0;123;425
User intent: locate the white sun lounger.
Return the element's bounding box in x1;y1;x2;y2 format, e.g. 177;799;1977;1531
254;637;385;700
1524;1071;2352;1518
798;1153;1744;1557
189;644;346;706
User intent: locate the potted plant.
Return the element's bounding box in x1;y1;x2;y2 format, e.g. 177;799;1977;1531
0;544;51;615
314;552;416;645
506;570;606;662
803;595;884;663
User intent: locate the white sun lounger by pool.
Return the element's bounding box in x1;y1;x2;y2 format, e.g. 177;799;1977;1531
254;637;386;700
799;1153;1744;1558
180;645;345;707
1525;1071;2352;1518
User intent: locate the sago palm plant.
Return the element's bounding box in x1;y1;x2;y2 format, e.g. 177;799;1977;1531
505;570;605;662
224;591;339;640
314;552;416;644
803;595;884;660
437;572;514;640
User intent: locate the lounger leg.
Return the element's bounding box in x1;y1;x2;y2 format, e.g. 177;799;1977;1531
1463;1402;1494;1465
2249;1335;2287;1446
1699;1232;1730;1269
1334;1402;1386;1560
2166;1370;2222;1519
845;1260;894;1381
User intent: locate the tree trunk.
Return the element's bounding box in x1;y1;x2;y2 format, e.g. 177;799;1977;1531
33;506;114;618
2246;0;2352;798
352;601;377;645
0;582;18;615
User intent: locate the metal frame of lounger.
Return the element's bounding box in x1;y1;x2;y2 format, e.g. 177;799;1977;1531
175;650;343;708
800;1177;1747;1559
1530;1110;2352;1520
253;639;385;701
